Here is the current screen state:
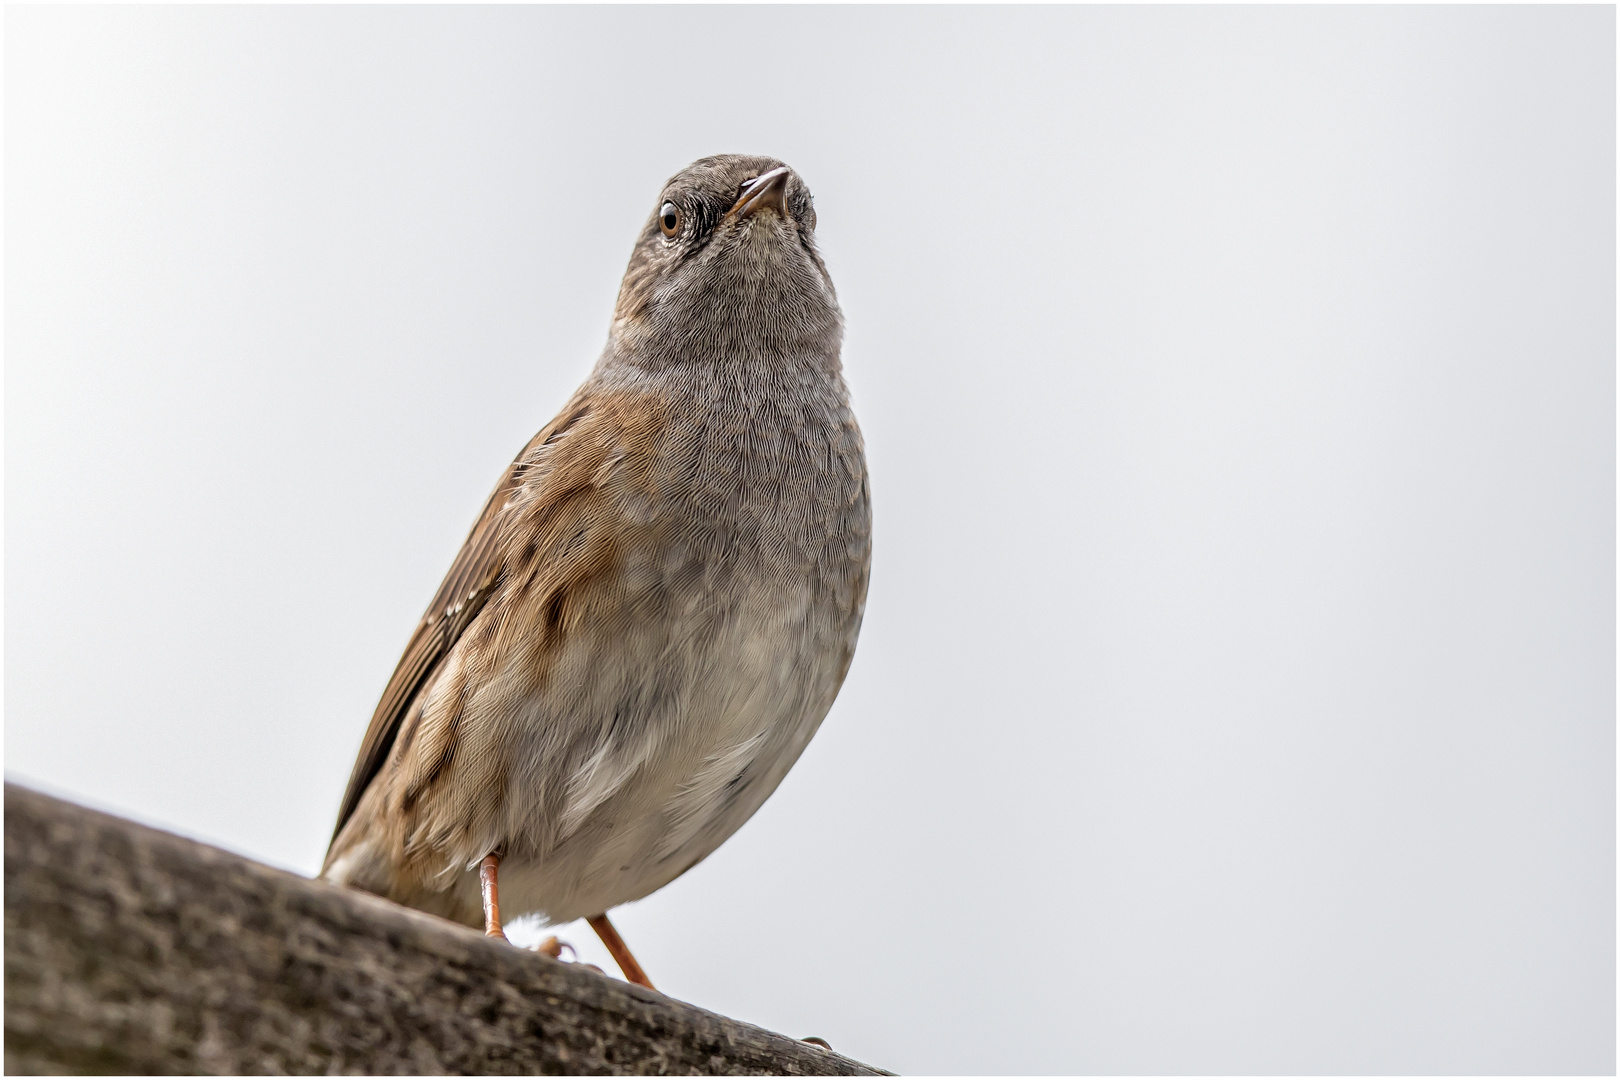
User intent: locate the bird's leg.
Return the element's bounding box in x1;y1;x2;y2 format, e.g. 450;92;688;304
479;853;508;941
587;913;656;991
474;864;576;960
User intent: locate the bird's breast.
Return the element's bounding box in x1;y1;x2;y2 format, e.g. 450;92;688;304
479;384;868;918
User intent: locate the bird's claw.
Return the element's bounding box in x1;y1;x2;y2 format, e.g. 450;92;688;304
532;935;576;961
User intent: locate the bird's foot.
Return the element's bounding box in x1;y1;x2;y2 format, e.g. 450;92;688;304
530;935;601;972
531;935;577;961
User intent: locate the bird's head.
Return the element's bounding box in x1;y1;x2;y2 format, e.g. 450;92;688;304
608;154;841;367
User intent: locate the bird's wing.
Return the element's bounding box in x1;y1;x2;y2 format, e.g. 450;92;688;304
327;396;595;845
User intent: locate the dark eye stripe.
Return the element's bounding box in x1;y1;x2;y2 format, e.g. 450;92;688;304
690;196;721;238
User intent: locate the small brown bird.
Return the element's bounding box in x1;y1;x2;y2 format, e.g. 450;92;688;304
321;155;870;991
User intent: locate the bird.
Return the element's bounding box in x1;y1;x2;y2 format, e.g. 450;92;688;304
320;155;870;992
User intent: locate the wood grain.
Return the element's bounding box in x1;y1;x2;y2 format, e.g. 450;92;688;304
4;784;885;1076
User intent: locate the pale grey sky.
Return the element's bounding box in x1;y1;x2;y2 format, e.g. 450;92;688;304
7;6;1614;1073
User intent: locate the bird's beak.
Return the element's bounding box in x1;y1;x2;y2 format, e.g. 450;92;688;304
728;166;791;220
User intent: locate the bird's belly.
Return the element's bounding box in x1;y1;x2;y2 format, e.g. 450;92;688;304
488;574;848;924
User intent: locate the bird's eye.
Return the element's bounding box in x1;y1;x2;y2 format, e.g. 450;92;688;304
658;202;681;238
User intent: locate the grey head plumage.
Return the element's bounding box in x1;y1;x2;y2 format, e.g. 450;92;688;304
606;154;843;378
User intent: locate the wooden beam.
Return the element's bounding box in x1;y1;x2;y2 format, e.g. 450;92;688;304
4;783;885;1076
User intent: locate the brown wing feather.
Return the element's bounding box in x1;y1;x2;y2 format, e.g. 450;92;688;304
327;400;592;845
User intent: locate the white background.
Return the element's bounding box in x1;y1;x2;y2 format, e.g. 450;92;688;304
7;7;1614;1073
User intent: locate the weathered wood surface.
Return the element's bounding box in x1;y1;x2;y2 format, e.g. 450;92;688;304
4;784;885;1076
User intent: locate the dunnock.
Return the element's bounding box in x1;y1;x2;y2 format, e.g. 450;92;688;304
321;155;870;990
